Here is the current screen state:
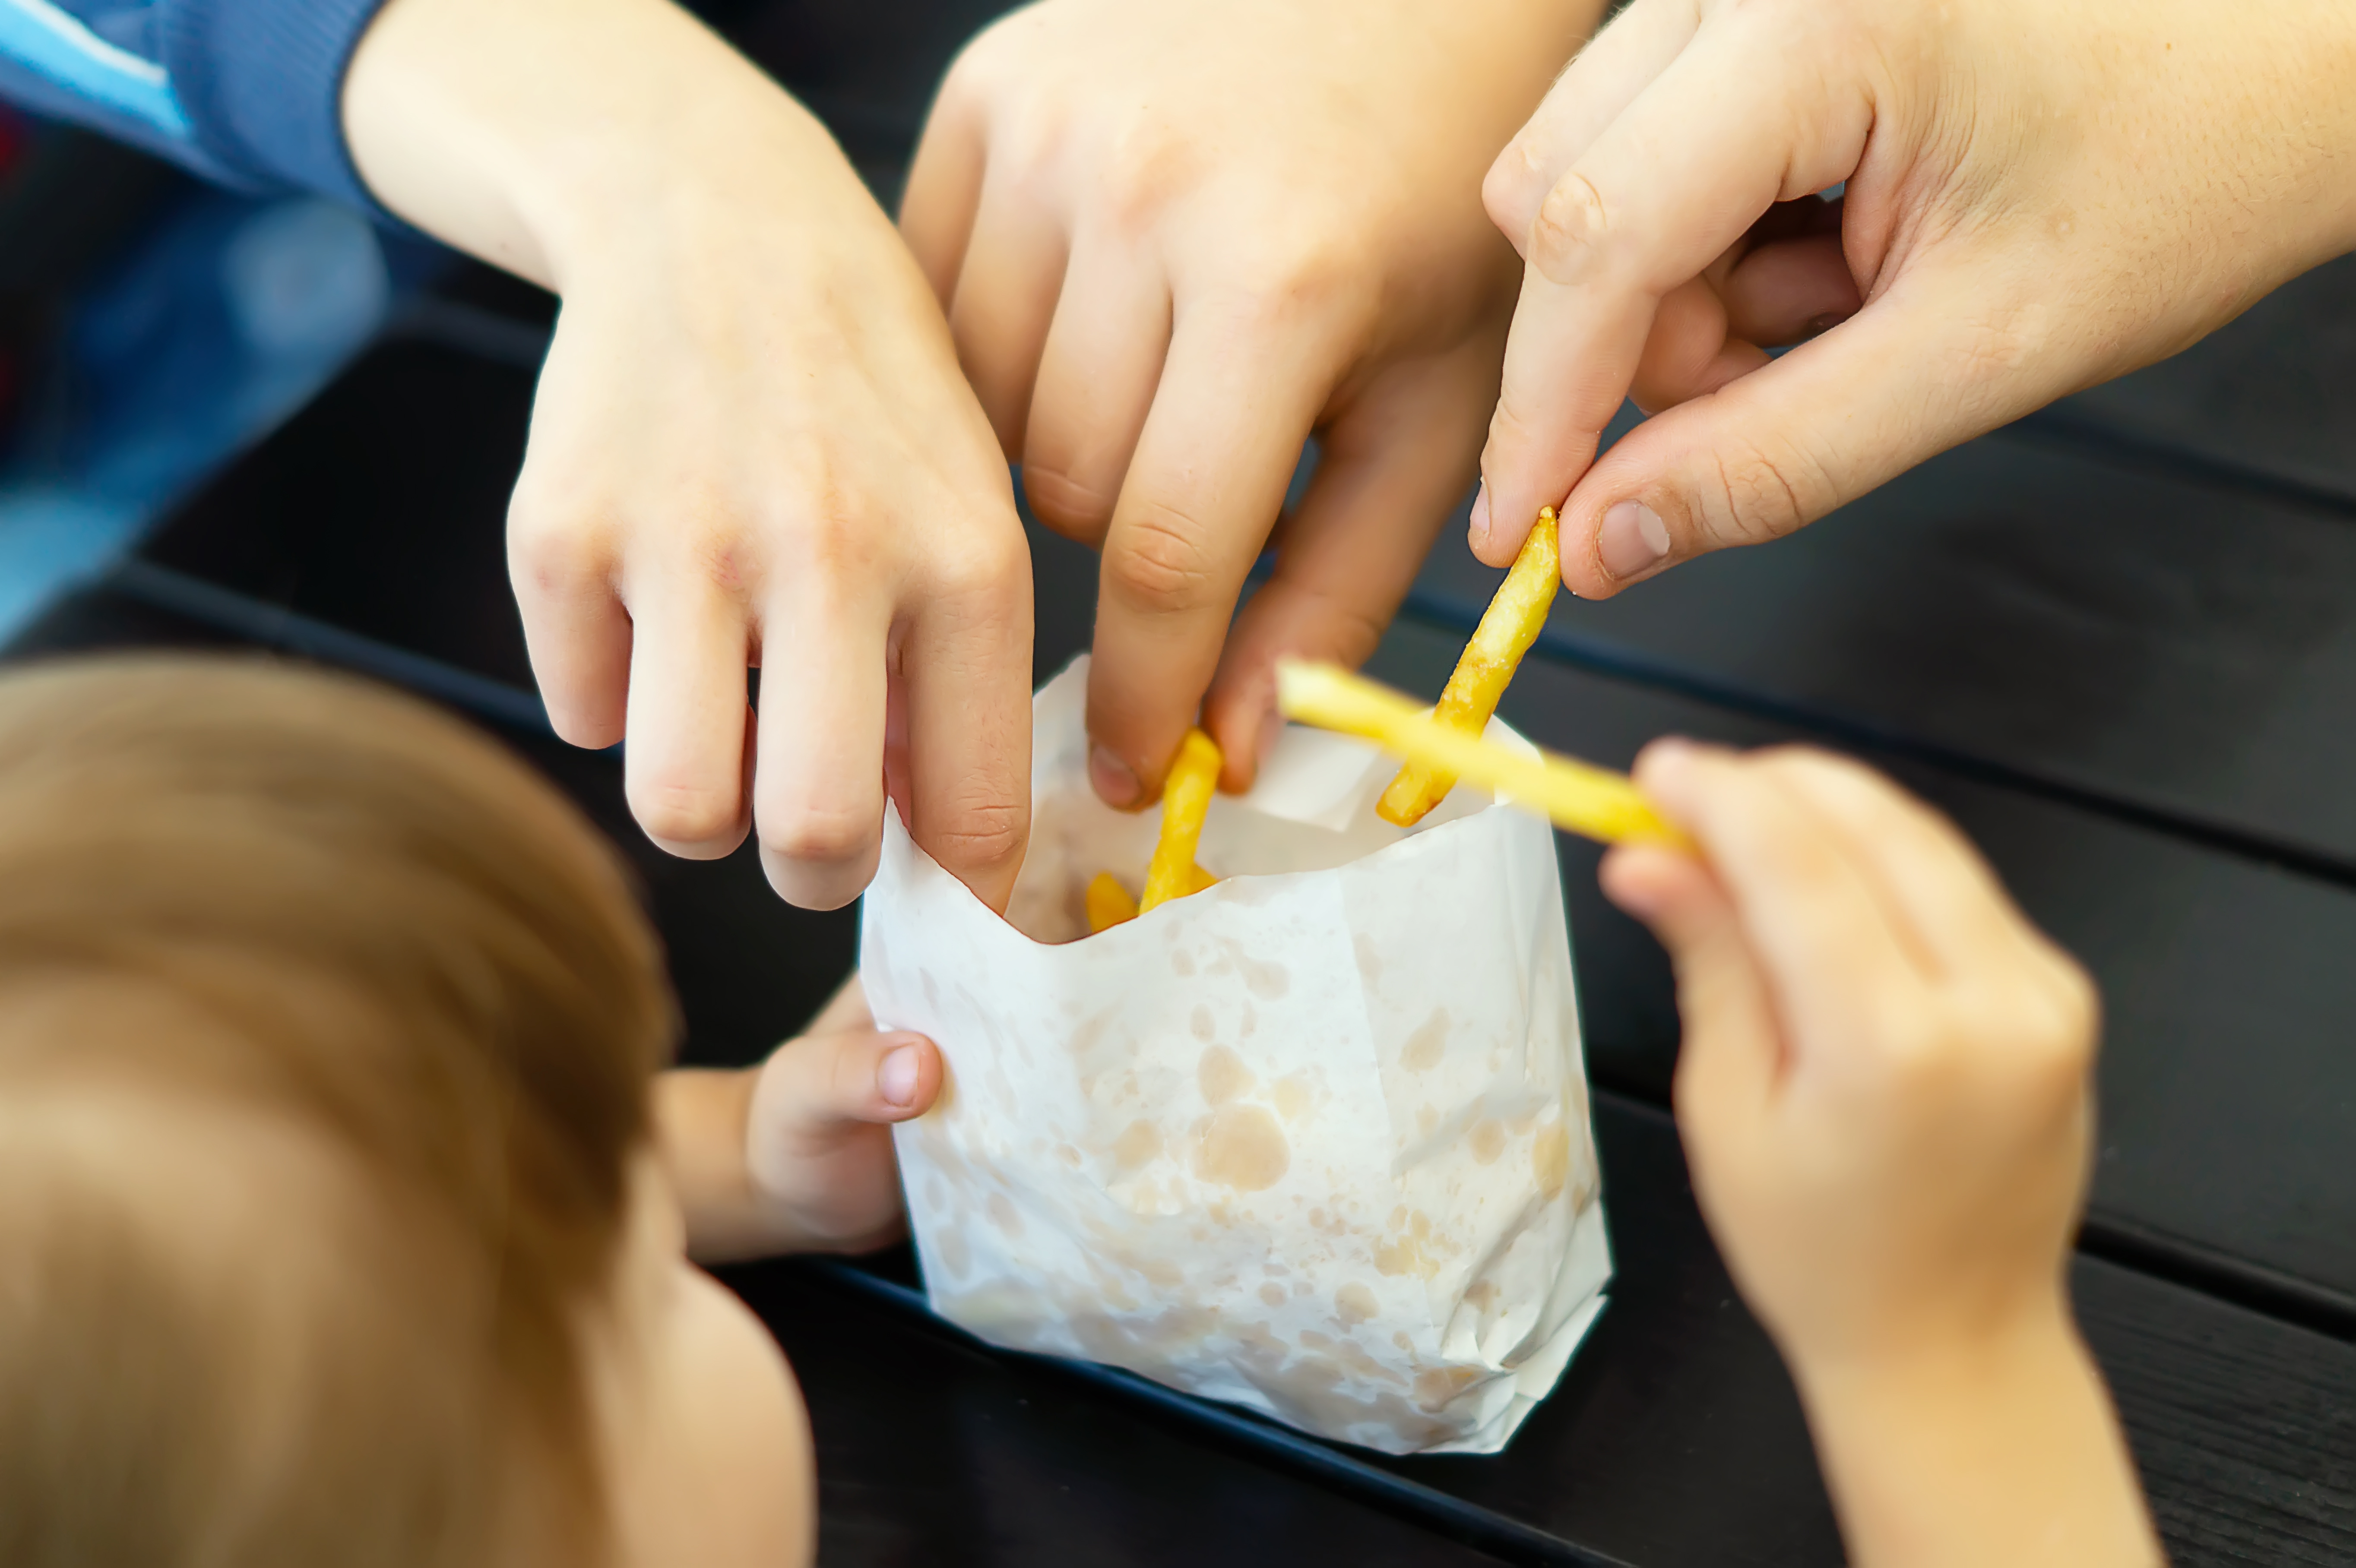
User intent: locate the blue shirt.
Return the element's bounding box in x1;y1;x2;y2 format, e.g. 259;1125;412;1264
0;0;393;207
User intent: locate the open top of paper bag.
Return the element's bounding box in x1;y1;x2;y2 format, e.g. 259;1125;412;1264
863;658;1611;1455
1005;659;1522;944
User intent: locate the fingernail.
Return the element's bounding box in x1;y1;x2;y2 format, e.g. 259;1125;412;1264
1090;746;1140;808
1467;484;1492;550
1599;500;1671;580
878;1044;922;1107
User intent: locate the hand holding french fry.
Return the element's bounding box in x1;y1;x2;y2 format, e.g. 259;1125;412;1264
1086;728;1226;932
1601;742;2159;1568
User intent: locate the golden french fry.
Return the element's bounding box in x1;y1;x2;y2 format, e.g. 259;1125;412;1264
1377;507;1560;827
1278;659;1691;850
1088;859;1216;933
1142;727;1223;911
1086;870;1140;933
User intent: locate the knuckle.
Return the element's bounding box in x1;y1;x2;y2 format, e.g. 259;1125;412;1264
507;493;612;601
920;797;1027;874
1693;433;1835;548
1024;465;1118;541
630;781;743;850
1096;114;1208;241
1104;503;1219;616
761;806;879;870
927;514;1030;608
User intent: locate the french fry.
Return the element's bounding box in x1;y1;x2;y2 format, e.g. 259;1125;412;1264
1278;659;1691;850
1377;507;1560;827
1087;862;1218;934
1086;871;1140;933
1141;727;1223;911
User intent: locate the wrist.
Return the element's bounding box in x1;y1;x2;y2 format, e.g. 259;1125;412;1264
344;0;861;292
653;1067;769;1263
1788;1298;2161;1568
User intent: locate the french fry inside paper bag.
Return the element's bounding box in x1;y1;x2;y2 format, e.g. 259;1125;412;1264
860;658;1610;1454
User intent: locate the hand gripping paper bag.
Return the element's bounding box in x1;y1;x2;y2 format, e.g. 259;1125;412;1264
860;658;1610;1454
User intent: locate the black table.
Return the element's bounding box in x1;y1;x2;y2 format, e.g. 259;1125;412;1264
9;5;2352;1561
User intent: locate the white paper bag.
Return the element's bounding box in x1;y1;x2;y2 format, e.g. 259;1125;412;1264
860;658;1610;1454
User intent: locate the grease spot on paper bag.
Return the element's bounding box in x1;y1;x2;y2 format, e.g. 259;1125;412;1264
1192;1103;1289;1191
1335;1282;1378;1325
1402;1007;1449;1071
1113;1119;1162;1172
1197;1044;1252;1104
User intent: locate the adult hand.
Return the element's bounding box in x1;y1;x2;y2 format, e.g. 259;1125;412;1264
1476;0;2356;597
346;0;1032;910
901;0;1598;802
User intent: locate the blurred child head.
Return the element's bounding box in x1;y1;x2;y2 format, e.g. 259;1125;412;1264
0;656;813;1568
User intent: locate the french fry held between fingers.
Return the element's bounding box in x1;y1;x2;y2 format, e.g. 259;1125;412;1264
1377;507;1560;827
1276;660;1692;851
1142;728;1224;911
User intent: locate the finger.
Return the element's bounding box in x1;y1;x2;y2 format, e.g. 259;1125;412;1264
508;503;631;749
945;180;1072;455
622;570;754;858
1478;12;1872;568
1748;749;2049;979
1204;341;1496;790
1086;309;1334;807
1627;275;1770;413
898;49;992;301
1599;839;1780;1154
1636;740;1929;1061
1556;252;2068;595
751;577;890;909
1482;0;1707;249
1719;233;1861;346
1020;241;1172;546
900;508;1034;912
762;1027;944;1133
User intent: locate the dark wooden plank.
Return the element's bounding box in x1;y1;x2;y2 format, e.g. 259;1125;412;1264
2046;251;2356;511
727;1258;1515;1568
1411;430;2356;879
135;338;537;689
1362;617;2356;1315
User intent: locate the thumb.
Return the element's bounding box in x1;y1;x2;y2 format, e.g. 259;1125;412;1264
1554;260;2073;597
751;1026;945;1146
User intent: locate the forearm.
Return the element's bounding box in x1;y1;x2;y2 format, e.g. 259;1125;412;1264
653;1067;795;1265
340;0;862;290
1792;1302;2164;1568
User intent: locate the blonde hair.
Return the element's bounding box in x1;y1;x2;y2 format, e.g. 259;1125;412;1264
0;655;675;1567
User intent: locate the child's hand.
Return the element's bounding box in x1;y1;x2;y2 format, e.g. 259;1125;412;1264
659;977;944;1262
345;0;1032;912
1473;0;2356;594
1602;742;2160;1568
899;0;1599;802
1601;740;2096;1365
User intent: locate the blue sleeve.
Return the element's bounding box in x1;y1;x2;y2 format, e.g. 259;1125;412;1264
0;0;394;208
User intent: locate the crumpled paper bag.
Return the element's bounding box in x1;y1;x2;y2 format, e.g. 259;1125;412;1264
859;657;1610;1454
